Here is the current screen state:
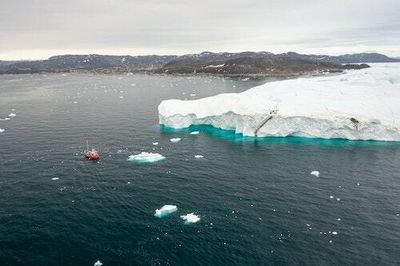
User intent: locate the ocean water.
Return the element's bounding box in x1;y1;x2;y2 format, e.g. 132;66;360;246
1;73;400;265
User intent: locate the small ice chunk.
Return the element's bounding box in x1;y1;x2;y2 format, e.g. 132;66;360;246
94;260;103;266
181;213;200;224
51;177;59;181
152;142;159;145
4;117;10;120
119;95;124;99
170;138;181;143
131;83;136;87
154;205;178;218
310;171;320;177
194;155;204;159
127;152;165;163
332;231;338;235
190;131;200;135
329;195;334;199
189;93;196;97
73;101;78;104
0;128;4;133
8;113;16;117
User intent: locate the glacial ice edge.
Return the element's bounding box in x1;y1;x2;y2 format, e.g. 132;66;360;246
158;63;400;142
158;112;400;141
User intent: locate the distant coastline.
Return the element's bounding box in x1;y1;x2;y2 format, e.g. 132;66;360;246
1;51;398;76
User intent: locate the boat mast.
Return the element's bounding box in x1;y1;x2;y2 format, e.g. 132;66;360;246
86;140;89;150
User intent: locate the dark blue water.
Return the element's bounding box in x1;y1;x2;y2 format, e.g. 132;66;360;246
1;73;400;265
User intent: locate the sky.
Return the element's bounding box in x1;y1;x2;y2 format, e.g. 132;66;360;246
0;0;399;60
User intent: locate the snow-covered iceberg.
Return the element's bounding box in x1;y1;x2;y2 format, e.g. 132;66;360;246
180;213;200;224
127;152;165;163
154;205;178;218
159;63;400;141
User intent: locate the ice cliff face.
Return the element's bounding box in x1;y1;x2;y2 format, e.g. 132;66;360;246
158;63;400;141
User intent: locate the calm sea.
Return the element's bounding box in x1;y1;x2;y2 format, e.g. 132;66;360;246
0;73;399;265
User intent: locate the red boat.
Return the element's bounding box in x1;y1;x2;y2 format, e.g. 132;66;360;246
84;141;100;160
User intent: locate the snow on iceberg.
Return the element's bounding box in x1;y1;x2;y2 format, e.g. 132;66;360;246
158;63;400;141
154;205;178;218
180;213;200;224
127;152;165;163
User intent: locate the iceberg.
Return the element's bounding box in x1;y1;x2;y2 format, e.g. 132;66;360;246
154;205;178;218
158;63;400;141
94;260;103;266
127;152;165;163
310;171;320;177
180;213;200;224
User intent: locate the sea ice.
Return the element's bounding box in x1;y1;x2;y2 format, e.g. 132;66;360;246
190;131;200;135
170;138;181;143
154;205;178;218
180;213;200;224
310;171;320;177
5;117;10;120
194;155;204;158
158;63;400;141
127;152;165;163
51;177;59;181
152;142;159;145
0;128;4;133
8;113;16;117
94;260;103;266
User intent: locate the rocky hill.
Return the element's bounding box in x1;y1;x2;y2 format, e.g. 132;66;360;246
0;51;396;75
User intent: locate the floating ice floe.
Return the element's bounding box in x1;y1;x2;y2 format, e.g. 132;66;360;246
94;260;103;266
8;113;16;117
190;131;200;135
0;128;4;133
158;63;400;141
170;138;181;143
152;142;159;145
310;171;320;177
73;101;78;104
194;155;204;158
127;152;165;163
4;117;10;121
154;205;178;218
332;231;338;235
51;177;59;181
180;213;200;224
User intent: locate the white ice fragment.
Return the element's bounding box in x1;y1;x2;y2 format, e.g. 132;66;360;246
94;260;103;266
310;171;320;177
152;142;159;145
8;113;16;117
154;205;178;218
73;101;78;104
190;94;196;97
127;152;165;163
194;155;204;159
119;95;124;99
0;128;4;133
131;83;136;86
332;231;338;235
51;177;59;181
190;131;200;135
4;117;10;120
170;138;181;143
181;213;200;224
329;195;334;199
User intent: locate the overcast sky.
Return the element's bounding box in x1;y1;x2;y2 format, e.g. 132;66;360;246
0;0;399;60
